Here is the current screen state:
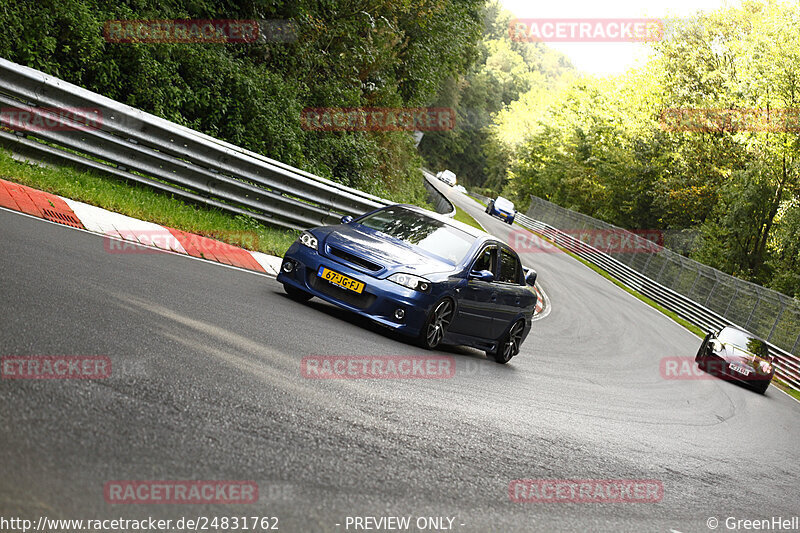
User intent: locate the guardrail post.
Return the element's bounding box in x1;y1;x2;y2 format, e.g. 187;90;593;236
723;286;739;316
655;254;669;283
639;252;654;274
767;302;785;342
744;293;760;329
687;270;702;296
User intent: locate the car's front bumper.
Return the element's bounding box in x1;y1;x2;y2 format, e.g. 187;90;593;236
276;242;441;337
489;207;514;220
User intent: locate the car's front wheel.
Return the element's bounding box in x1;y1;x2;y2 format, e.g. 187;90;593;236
283;284;313;302
751;379;771;395
490;319;525;364
419;298;454;349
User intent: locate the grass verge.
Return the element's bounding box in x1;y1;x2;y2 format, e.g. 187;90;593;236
453;205;483;231
773;377;800;402
0;149;299;257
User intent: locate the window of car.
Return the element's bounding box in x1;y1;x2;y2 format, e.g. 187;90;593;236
498;248;522;284
471;246;497;274
717;327;770;359
357;207;477;264
494;197;515;212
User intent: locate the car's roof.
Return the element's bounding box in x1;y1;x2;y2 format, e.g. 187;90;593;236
720;325;765;342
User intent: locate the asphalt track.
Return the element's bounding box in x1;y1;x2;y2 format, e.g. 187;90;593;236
1;187;799;532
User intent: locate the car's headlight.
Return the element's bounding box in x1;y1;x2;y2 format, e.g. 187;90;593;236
388;273;431;292
710;340;723;352
299;231;318;251
758;360;773;374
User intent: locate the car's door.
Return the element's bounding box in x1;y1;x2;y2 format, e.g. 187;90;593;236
449;244;498;339
492;247;533;338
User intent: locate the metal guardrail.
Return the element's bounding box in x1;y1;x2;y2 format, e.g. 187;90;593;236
0;58;392;230
421;170;456;218
514;212;800;391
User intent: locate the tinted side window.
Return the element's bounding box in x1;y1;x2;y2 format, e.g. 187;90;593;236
472;246;496;274
498;249;521;284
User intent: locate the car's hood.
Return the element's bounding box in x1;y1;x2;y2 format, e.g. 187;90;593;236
318;224;456;276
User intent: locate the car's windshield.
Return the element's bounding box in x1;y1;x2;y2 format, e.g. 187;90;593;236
718;328;770;358
358;207;476;264
495;197;514;211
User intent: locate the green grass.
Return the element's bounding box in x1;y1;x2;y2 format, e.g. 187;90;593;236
0;149;299;257
453;205;484;231
772;377;800;401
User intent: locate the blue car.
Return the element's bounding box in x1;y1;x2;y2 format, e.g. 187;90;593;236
486;196;516;225
277;205;539;363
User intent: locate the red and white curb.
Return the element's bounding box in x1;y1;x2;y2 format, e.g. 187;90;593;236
0;178;282;276
532;284;548;321
0;178;548;317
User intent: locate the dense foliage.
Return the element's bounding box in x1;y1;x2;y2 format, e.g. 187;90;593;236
0;0;484;204
419;2;575;191
485;1;799;297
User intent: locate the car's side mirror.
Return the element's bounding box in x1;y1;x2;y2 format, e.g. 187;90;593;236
341;215;354;224
525;269;537;286
469;269;494;283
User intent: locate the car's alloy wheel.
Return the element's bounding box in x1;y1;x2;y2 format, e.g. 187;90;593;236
421;299;454;349
283;284;313;302
492;319;524;364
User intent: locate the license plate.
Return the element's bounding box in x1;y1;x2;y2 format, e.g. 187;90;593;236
317;267;365;294
729;363;751;376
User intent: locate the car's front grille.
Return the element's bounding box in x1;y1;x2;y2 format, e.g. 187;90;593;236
328;246;382;272
308;273;377;309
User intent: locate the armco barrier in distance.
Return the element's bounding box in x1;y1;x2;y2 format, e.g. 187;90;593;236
515;202;800;391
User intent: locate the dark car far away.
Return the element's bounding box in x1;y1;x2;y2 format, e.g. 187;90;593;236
486;196;516;225
277;205;539;363
696;325;776;394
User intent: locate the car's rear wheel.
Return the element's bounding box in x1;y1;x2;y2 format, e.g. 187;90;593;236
490;319;525;364
419;298;454;349
283;284;312;302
